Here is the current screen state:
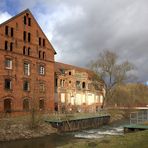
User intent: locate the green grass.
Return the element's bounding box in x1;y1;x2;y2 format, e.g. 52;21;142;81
61;130;148;148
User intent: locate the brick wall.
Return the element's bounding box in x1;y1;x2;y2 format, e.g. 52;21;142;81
0;9;55;114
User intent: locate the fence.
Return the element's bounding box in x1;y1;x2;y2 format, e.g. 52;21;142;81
130;110;148;124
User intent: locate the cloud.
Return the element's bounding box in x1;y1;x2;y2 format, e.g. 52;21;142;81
1;0;148;82
0;11;12;24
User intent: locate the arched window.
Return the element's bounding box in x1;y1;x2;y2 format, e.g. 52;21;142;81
4;99;12;113
39;99;44;110
23;99;29;111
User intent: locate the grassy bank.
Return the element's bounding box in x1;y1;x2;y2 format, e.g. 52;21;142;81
61;130;148;148
0;114;57;141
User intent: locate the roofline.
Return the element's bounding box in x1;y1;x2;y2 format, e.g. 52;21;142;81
0;9;57;54
55;61;93;72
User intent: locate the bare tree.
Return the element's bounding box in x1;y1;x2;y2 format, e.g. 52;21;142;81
89;50;135;108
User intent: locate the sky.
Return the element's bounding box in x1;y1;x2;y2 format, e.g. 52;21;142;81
0;0;148;83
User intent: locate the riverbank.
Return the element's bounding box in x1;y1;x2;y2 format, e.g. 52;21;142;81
61;130;148;148
0;109;130;142
0;114;57;141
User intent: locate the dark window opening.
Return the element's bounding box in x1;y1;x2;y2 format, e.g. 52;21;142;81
28;47;30;56
5;79;12;90
69;71;71;75
28;18;31;26
39;51;41;59
43;52;45;59
4;99;12;113
82;82;86;89
10;42;13;51
39;100;44;110
28;33;31;42
43;39;45;47
24;16;26;25
23;81;30;91
39;37;41;46
5;41;8;50
11;28;14;37
5;26;9;36
69;81;71;84
23;31;26;41
23;46;26;55
23;99;29;111
55;78;58;87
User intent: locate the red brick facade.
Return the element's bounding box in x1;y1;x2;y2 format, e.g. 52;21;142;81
0;9;56;114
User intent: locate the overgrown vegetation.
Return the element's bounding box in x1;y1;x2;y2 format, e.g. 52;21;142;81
108;83;148;107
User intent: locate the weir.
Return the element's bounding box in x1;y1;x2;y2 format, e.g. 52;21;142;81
45;114;110;132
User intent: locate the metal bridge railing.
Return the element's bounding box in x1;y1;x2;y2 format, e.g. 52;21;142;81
130;110;148;125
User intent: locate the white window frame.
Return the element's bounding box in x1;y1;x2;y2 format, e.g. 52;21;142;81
24;63;30;76
5;59;12;69
39;65;45;75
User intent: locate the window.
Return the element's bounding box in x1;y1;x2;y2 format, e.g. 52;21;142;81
5;26;9;36
5;59;12;69
60;79;65;87
82;82;86;89
43;52;45;59
11;28;13;37
23;80;30;91
23;31;26;41
28;33;31;42
69;71;71;75
24;63;30;76
43;39;45;47
5;79;12;90
39;51;41;59
28;47;30;56
4;99;12;113
23;46;26;55
39;37;41;46
24;16;26;25
23;99;29;111
55;78;58;87
5;41;8;50
76;81;81;89
39;65;45;75
39;99;44;110
28;18;31;26
39;83;45;92
10;42;13;51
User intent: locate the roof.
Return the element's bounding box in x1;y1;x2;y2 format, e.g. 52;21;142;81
0;9;56;54
55;62;95;79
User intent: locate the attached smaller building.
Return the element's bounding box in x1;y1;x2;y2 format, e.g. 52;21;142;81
55;62;105;113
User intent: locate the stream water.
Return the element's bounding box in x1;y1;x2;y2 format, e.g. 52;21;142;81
0;120;129;148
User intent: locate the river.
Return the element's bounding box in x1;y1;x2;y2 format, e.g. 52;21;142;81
0;120;128;148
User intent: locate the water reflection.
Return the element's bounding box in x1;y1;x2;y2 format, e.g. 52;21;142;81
0;133;74;148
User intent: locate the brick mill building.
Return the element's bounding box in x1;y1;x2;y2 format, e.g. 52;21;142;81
0;9;56;114
55;62;105;113
0;9;104;115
